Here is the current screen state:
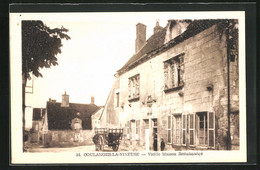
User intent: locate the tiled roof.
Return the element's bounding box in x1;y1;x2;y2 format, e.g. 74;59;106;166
118;19;223;74
46;102;100;130
32;108;45;121
118;27;166;73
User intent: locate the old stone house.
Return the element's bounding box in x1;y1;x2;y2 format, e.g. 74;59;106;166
41;92;100;147
101;19;239;151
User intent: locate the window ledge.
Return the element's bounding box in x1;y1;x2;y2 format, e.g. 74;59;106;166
164;85;184;93
128;97;140;102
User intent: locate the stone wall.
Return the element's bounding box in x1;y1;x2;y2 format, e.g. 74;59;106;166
45;130;94;147
117;22;239;151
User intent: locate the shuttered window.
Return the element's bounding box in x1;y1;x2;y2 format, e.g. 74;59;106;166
182;114;186;145
208;112;215;147
126;121;130;139
167;115;172;144
136;120;140;140
189;114;195;146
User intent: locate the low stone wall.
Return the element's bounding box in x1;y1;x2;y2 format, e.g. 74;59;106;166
46;130;94;147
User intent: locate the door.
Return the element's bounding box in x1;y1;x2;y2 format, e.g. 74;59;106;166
145;129;149;151
144;119;149;151
197;112;208;146
152;119;158;151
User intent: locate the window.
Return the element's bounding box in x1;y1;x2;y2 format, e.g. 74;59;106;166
195;112;215;147
136;120;140;140
173;115;182;145
115;92;120;107
128;74;140;101
164;53;184;92
167;115;172;144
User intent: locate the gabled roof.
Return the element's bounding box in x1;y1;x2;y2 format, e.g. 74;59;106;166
46;102;100;130
32;108;45;121
118;19;223;74
118;27;166;73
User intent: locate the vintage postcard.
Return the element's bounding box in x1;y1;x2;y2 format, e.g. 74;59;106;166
10;11;246;164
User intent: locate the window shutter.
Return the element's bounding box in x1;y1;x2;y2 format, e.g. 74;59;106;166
189;114;195;145
179;55;184;85
126;121;130;139
182;114;186;145
167;115;172;144
136;120;140;140
164;63;169;89
208;112;215;147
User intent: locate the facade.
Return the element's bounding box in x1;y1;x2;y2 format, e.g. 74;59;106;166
41;92;100;147
31;108;45;143
91;107;104;129
102;19;239;151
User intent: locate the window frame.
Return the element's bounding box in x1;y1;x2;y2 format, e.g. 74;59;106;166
128;74;140;102
195;112;215;148
173;114;182;145
163;52;184;93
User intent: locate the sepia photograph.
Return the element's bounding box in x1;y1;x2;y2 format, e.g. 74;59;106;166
10;11;246;164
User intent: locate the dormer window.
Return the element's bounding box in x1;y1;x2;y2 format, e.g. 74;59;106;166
128;74;140;102
164;53;184;93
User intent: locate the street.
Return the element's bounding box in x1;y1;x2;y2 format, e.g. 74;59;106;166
25;143;129;153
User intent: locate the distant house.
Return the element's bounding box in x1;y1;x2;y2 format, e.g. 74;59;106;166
41;92;100;147
31;108;45;143
98;75;122;128
91;107;104;129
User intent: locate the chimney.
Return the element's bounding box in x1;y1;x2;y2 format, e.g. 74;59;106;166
61;91;69;107
135;23;146;53
91;95;95;104
153;20;164;34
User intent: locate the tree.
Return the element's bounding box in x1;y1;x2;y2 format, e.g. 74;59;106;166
22;21;70;150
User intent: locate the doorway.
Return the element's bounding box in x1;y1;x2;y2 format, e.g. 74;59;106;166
144;119;149;151
152;119;158;151
196;112;208;146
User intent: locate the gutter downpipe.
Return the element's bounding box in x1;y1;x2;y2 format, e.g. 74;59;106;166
226;26;231;150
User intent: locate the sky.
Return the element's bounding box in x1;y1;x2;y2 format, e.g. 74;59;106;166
24;12;171;128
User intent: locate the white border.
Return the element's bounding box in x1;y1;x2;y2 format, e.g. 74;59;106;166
10;11;246;164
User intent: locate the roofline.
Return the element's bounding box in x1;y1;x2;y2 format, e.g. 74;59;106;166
98;79;118;120
117;20;223;75
46;101;98;107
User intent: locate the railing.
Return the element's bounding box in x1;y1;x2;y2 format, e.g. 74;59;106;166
94;128;123;134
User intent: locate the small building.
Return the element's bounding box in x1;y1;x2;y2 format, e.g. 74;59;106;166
31;108;45;143
91;107;104;129
41;92;100;147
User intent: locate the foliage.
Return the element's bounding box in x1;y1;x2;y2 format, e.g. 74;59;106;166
22;20;71;79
